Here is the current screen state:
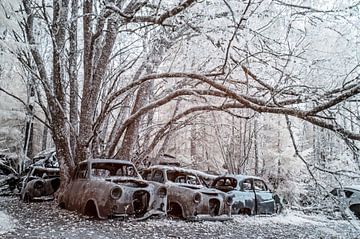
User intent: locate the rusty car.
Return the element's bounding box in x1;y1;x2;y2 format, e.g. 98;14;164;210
32;148;58;168
20;166;60;202
329;185;360;219
142;165;233;221
58;159;167;219
211;175;275;215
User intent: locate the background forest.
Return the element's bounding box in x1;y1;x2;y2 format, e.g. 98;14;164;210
0;0;359;205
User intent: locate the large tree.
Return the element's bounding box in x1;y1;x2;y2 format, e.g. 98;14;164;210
0;0;359;195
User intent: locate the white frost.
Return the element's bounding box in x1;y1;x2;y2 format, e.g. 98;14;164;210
233;211;327;226
0;210;16;235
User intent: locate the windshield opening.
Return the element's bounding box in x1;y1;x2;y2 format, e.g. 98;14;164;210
166;170;202;185
212;177;237;192
90;163;138;178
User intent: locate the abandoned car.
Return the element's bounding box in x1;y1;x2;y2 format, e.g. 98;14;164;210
142;165;233;220
58;159;167;219
20;166;60;202
211;175;275;215
32;149;58;168
329;185;360;219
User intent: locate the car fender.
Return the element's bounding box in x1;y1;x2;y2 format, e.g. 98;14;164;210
82;198;104;219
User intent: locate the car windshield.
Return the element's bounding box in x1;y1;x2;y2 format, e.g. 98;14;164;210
212;177;237;192
166;170;202;185
90;162;138;178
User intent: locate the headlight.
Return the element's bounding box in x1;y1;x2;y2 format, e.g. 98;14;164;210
34;180;44;189
193;193;201;204
110;187;122;200
157;187;167;197
226;196;233;205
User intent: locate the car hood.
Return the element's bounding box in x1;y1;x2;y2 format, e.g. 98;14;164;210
105;177;149;188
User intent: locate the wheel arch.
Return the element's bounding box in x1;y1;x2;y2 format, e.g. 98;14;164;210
83;199;102;219
168;200;185;219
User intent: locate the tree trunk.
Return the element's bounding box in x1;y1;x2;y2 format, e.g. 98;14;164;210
69;0;79;157
254;118;259;175
156;100;180;158
104;92;134;156
116;81;151;159
77;13;118;163
41;123;48;151
107;63;147;158
51;0;75;193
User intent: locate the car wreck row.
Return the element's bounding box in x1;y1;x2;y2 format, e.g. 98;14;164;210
4;151;360;221
15;157;277;220
17;155;278;220
53;158;277;221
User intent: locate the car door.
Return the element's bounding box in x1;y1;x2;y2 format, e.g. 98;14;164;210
253;179;274;214
66;162;89;210
232;178;256;214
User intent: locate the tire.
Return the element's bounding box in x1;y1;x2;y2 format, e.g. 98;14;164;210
238;208;251;215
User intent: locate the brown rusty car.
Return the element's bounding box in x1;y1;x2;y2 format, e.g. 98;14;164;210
58;159;167;219
20;166;60;202
142;165;233;221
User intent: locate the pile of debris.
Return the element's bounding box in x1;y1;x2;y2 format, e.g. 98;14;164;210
0;149;58;197
0;153;22;195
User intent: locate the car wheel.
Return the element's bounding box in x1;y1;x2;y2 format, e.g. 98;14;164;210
238;208;251;215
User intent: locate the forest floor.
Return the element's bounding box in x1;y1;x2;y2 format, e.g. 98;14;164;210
0;196;359;239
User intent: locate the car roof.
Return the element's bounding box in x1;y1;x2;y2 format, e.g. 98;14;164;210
216;174;264;182
31;166;60;173
342;185;360;192
33;148;56;159
80;158;134;165
146;165;216;178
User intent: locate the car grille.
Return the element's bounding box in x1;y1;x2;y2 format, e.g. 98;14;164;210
209;198;220;216
133;190;150;216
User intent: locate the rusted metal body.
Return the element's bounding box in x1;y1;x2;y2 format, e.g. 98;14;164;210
58;159;167;219
211;175;275;215
32;149;58;168
20;166;60;201
329;185;360;219
142;165;233;221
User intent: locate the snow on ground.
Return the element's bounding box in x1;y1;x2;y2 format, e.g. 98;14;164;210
233;210;327;225
0;196;359;239
0;210;16;235
232;212;341;238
